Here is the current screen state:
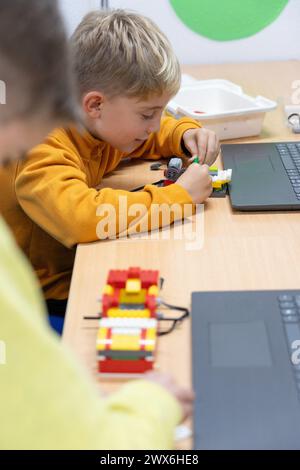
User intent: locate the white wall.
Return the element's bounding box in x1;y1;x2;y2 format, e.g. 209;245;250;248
59;0;300;64
58;0;96;34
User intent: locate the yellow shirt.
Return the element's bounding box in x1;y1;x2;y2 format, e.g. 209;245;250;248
0;116;199;299
0;216;181;449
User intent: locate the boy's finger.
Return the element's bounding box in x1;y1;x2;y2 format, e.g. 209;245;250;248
196;131;208;163
180;401;195;421
201;163;210;173
184;136;198;159
179;389;195;402
206;132;218;163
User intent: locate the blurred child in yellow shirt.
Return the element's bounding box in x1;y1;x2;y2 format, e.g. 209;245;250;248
0;1;194;449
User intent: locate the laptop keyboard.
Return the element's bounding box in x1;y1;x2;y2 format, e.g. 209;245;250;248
276;143;300;200
278;294;300;389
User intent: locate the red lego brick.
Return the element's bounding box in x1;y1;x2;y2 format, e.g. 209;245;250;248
102;290;120;316
107;270;128;288
140;270;159;288
102;294;111;316
145;295;157;317
105;328;112;351
128;267;141;279
110;289;120;307
163;179;174;186
140;328;147;351
98;358;153;374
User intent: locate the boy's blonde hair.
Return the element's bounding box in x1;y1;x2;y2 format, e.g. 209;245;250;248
71;9;181;99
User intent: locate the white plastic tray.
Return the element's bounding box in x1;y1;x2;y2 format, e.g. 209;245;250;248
167;75;277;140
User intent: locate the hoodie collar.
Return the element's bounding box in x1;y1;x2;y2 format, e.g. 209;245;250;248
67;124;106;159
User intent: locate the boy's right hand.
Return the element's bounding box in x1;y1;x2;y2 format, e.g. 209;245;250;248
176;163;212;204
144;371;194;422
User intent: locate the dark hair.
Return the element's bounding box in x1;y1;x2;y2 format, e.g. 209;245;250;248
0;0;76;123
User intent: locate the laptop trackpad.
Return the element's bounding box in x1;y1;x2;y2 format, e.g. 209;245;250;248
234;155;275;174
209;321;272;367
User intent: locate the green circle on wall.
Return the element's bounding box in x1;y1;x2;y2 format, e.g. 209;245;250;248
169;0;289;41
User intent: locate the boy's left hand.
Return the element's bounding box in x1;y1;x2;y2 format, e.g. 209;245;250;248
182;128;220;166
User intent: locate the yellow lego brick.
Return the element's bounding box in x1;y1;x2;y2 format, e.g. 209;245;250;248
107;308;150;318
111;334;140;351
97;328;145;351
144;328;157;351
148;285;159;296
146;328;156;341
96;327;109;351
209;165;218;172
102;284;114;295
120;288;146;304
212;180;223;189
125;278;141;293
144;344;155;352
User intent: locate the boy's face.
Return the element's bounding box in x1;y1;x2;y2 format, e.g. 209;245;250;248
84;91;173;153
0;116;54;165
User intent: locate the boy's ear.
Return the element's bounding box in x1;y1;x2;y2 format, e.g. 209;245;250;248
82;91;104;118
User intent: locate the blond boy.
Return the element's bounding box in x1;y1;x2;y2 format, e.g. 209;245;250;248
0;10;219;307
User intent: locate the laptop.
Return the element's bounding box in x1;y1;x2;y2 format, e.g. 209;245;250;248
192;290;300;449
221;142;300;210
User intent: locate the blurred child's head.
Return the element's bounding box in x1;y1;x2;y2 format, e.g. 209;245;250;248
71;9;181;152
0;0;75;163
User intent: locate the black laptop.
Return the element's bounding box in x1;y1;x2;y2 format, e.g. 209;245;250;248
222;142;300;210
192;290;300;449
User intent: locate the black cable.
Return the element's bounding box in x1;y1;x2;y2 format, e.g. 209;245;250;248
157;317;183;336
157;300;190;336
83;315;101;320
159;299;189;315
82;294;190;336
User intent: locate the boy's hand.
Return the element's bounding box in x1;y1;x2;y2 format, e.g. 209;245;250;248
144;371;194;422
176;163;213;204
182;128;220;166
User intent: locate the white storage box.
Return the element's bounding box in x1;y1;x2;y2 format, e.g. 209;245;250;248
167;75;277;140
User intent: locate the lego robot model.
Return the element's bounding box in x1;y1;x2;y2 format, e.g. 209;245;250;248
164;157;232;191
97;267;159;375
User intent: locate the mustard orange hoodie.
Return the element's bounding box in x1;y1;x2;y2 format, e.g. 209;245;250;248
0;116;200;299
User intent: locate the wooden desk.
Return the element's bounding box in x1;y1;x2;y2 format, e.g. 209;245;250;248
63;61;300;449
